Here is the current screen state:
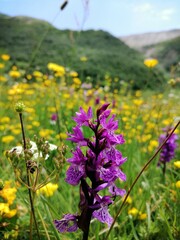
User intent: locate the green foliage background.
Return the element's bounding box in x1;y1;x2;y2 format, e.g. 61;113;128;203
0;13;169;89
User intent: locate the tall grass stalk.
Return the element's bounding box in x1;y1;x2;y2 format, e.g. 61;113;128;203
18;111;40;240
105;120;180;239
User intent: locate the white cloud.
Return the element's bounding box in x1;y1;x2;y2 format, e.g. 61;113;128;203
158;8;175;20
133;2;175;21
133;3;153;13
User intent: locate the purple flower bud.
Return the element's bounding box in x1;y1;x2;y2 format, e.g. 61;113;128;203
96;103;110;118
51;113;58;121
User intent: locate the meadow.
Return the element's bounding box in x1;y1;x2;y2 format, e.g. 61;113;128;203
0;54;180;240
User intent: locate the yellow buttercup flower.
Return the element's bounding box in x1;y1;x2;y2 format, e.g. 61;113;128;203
0;75;7;82
123;195;132;204
80;56;87;62
144;58;158;68
47;63;65;75
0;116;10;124
0;203;17;218
0;63;5;69
9;70;21;78
0;181;17;205
37;183;58;197
174;161;180;169
148;140;158;152
73;77;81;85
69;71;78;77
133;99;143;106
2;135;15;144
175;180;180;189
39;129;54;138
138;213;147;220
56;132;68;140
1;54;10;61
128;207;139;216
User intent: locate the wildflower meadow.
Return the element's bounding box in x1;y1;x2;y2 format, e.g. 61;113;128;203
0;51;179;240
0;7;180;238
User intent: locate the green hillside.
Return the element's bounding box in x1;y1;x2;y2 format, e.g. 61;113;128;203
0;14;165;89
154;37;180;71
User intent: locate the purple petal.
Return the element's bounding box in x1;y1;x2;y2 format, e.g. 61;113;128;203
109;185;126;197
67;147;87;164
93;206;113;226
116;169;126;181
99;167;117;182
54;214;78;233
72;107;93;126
65;165;85;185
67;126;87;146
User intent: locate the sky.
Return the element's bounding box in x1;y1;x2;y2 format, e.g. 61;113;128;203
0;0;180;37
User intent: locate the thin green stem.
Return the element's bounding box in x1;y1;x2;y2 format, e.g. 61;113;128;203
105;120;180;240
19;113;41;240
37;208;51;240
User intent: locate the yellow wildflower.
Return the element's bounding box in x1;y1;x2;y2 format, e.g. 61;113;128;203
0;116;10;124
9;70;21;78
123;195;132;204
47;107;57;113
12;66;17;71
37;183;58;197
47;63;65;75
63;93;70;99
32;121;40;127
0;63;5;69
26;74;32;80
135;90;141;97
148;140;158;152
56;132;68;140
144;58;158;68
0;75;7;82
73;77;81;85
0;181;17;205
128;207;139;216
174;161;180;169
69;71;78;77
138;213;147;220
39;129;54;138
1;54;10;61
33;70;43;78
80;56;87;62
11;129;21;135
175;180;180;188
25;107;35;114
133;99;143;106
0;203;17;218
2;135;15;144
26;90;35;95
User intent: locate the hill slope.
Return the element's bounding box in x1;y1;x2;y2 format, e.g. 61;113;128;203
0;14;165;89
120;30;180;50
142;37;180;71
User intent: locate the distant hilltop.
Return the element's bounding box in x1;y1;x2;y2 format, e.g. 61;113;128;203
119;29;180;50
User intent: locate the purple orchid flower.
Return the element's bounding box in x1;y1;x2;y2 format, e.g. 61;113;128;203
157;127;178;175
54;103;127;238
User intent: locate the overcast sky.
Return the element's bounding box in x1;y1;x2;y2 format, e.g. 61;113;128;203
0;0;179;37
